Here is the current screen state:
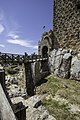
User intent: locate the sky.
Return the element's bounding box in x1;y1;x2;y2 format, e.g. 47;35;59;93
0;0;53;55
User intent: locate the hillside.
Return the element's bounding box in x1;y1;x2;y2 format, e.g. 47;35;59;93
36;74;80;120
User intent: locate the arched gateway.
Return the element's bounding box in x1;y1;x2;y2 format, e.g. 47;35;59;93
38;30;54;57
42;46;48;58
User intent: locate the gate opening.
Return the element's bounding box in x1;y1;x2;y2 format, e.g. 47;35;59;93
42;46;48;58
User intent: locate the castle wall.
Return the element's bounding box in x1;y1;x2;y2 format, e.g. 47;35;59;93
49;48;80;80
53;0;80;50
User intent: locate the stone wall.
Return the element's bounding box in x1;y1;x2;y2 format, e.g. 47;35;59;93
49;48;80;80
31;62;41;85
53;0;80;50
31;60;50;84
0;83;16;120
24;60;50;96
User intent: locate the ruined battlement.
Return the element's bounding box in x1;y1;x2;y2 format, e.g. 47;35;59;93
38;30;54;57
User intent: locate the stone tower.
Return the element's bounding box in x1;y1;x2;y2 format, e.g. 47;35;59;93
53;0;80;50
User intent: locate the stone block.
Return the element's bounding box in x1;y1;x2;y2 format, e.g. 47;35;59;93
70;56;80;80
59;53;72;79
26;95;42;108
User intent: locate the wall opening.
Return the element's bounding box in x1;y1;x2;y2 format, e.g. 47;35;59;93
42;46;48;58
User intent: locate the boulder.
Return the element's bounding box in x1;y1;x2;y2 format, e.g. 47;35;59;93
54;69;59;76
0;64;3;70
26;95;42;108
49;49;57;72
59;53;72;78
25;95;56;120
40;110;49;119
26;105;56;120
11;77;18;85
46;115;56;120
54;49;63;70
70;55;80;80
49;48;80;80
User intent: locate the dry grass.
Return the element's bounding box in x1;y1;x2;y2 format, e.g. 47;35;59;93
36;74;80;120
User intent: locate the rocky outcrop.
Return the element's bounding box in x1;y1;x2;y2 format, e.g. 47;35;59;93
25;95;56;120
70;54;80;80
49;48;80;80
59;53;72;78
11;95;56;120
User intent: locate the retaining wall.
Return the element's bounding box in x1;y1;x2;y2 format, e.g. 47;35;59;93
49;48;80;80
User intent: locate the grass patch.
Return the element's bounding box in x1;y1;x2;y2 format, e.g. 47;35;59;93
36;74;80;120
43;99;76;120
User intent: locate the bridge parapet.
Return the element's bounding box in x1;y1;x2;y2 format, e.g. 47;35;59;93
0;52;48;97
0;52;48;64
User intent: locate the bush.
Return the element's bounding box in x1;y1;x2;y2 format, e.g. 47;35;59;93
7;68;18;74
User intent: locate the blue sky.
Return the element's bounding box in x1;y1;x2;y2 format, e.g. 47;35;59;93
0;0;53;55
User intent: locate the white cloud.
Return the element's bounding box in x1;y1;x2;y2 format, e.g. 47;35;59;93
7;39;30;47
33;45;38;49
0;24;4;33
0;44;5;47
8;33;19;39
7;39;38;49
7;31;38;49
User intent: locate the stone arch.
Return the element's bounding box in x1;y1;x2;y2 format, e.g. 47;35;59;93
42;46;48;58
44;36;52;47
38;30;54;56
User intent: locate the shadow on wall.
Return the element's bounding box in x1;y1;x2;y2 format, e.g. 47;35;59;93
42;46;48;58
53;34;60;49
35;78;48;87
0;111;3;120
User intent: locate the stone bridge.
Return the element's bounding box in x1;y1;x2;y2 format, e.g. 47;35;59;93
0;52;50;120
0;52;47;64
0;52;50;96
